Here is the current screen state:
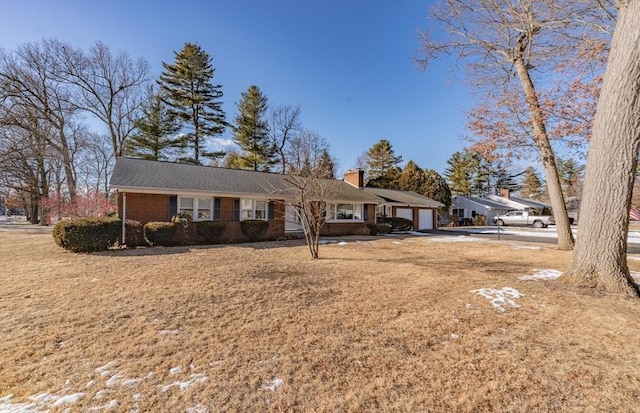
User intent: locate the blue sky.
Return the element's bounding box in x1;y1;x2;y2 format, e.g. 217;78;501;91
0;0;472;175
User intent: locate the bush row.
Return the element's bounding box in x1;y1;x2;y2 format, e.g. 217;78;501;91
53;216;275;252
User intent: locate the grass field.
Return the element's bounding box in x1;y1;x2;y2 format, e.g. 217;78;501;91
1;229;639;412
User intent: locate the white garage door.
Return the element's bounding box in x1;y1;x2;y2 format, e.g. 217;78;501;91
396;208;413;221
418;209;434;230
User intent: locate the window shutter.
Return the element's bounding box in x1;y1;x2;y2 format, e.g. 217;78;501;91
268;201;275;220
168;196;177;219
233;199;240;221
214;198;222;220
363;204;369;220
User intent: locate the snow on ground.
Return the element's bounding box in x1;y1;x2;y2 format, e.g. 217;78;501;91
518;269;563;281
428;236;484;243
261;378;284;392
160;374;207;392
337;241;348;246
461;227;640;244
511;244;542;250
471;287;523;312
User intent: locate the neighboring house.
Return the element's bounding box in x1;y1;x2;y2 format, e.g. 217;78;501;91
362;186;444;230
486;193;552;214
450;196;511;226
109;157;386;243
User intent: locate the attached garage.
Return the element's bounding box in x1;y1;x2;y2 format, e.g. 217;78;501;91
395;208;413;221
418;209;434;230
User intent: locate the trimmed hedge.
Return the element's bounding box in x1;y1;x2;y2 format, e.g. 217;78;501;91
53;217;121;252
195;221;226;243
380;217;413;232
367;223;392;236
240;219;269;241
144;222;178;246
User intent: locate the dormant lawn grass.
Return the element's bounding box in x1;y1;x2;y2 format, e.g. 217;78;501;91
1;230;639;412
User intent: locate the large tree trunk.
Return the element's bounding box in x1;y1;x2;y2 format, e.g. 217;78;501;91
513;57;575;250
562;0;640;297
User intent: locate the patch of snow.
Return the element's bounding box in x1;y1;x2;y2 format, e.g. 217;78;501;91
91;278;100;282
319;240;329;245
94;361;117;374
392;241;402;245
471;287;523;312
159;329;180;335
450;334;459;340
169;366;183;375
628;256;640;261
105;374;122;387
518;269;562;281
465;303;472;309
161;374;207;392
89;399;119;411
86;380;96;388
94;390;111;399
28;394;53;403
0;395;41;413
52;393;84;406
261;377;284;392
186;405;210;413
511;244;542;250
121;378;143;387
337;241;348;246
429;236;484;243
132;394;143;401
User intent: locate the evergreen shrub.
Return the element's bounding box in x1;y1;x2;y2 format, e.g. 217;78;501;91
52;217;121;252
380;217;413;232
195;221;226;243
240;219;269;241
144;222;178;246
367;223;392;235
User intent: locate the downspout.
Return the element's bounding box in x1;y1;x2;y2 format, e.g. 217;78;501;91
121;191;127;246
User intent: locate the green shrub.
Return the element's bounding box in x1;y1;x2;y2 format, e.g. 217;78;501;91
367;223;391;235
53;217;121;253
380;217;413;232
473;214;487;226
240;219;269;241
195;221;226;243
144;222;178;246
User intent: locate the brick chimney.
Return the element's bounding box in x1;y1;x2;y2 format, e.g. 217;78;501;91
500;188;510;199
344;169;364;188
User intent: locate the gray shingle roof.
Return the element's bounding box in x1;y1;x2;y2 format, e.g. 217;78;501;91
454;195;513;209
109;157;381;203
363;187;444;208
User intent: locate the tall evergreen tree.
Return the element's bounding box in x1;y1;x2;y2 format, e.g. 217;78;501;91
157;42;226;164
397;160;424;193
126;88;180;161
421;169;452;209
557;157;584;198
233;85;272;171
519;166;544;199
316;149;336;179
444;151;475;195
364;139;403;179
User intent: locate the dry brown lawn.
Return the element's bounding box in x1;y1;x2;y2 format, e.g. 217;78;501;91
1;229;639;412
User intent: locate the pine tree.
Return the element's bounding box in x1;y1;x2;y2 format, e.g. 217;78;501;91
316;149;336;179
397;160;424;193
157;42;226;164
444;151;475;195
421;169;452;209
365;139;403;179
557;157;584;198
126;88;180;161
366;167;402;189
519;167;544;199
233;85;272;171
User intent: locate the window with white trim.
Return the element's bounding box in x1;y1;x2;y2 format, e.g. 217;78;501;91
326;203;363;221
178;196;214;221
240;199;268;221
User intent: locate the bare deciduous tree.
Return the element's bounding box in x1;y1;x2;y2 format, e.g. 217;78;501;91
562;0;640;297
270;104;302;174
418;0;615;250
